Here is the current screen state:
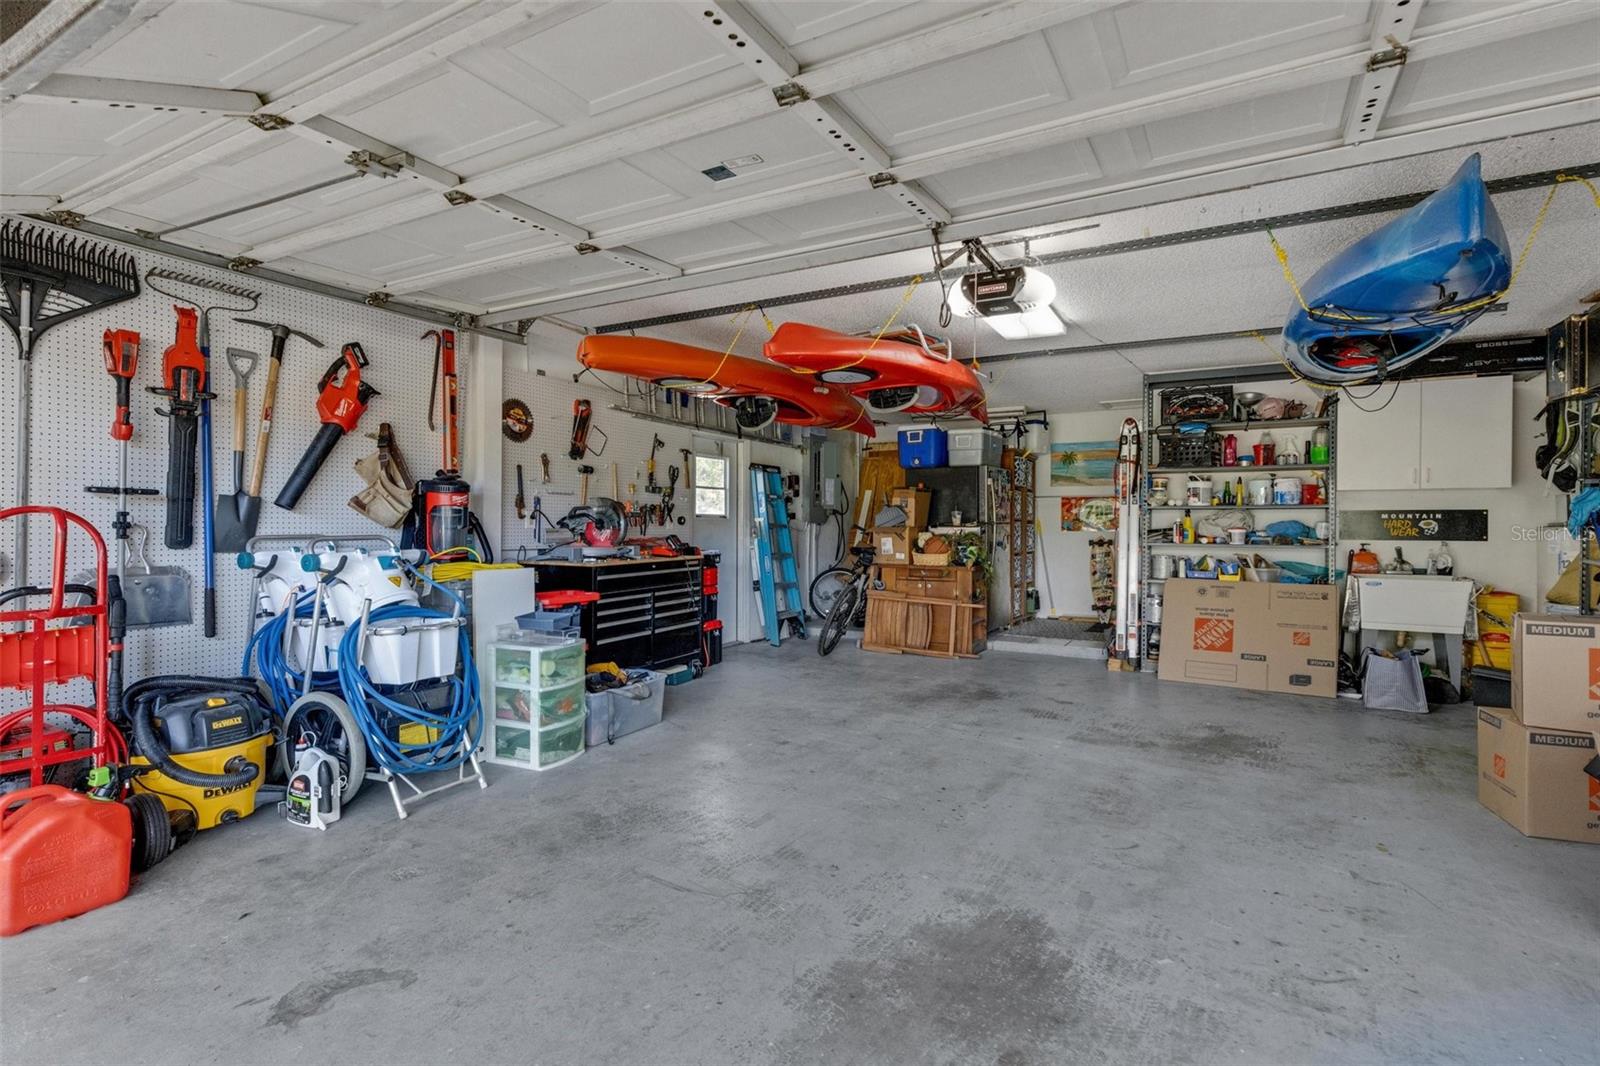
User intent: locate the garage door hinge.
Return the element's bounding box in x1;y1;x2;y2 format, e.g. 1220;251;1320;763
574;242;600;254
41;209;85;228
347;149;411;178
228;256;261;272
453;312;479;329
247;113;292;131
868;173;898;189
443;189;476;206
365;291;390;307
1367;36;1409;71
772;82;809;108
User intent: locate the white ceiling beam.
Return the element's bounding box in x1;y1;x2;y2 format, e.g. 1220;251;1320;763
690;4;952;227
477;96;1600;323
373;0;1579;302
59;0;573;214
17;73;262;113
689;1;798;87
1343;0;1425;145
242;0;1112;261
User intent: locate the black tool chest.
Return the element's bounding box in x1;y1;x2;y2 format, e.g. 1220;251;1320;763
530;557;704;671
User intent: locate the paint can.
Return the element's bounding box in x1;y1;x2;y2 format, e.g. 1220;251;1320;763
1272;477;1301;505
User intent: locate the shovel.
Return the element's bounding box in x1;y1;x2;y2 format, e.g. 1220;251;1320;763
214;347;258;552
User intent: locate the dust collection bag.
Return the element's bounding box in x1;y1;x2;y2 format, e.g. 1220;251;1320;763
1360;649;1429;713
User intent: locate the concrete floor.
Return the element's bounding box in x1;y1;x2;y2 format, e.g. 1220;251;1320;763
3;642;1597;1064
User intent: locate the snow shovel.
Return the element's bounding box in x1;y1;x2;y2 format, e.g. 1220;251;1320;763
214;347;259;552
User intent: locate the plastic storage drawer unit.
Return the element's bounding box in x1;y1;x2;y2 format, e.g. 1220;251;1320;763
947;428;1002;467
897;427;948;468
484;638;587;771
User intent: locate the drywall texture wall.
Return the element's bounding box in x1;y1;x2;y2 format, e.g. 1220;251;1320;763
1033;409;1131;617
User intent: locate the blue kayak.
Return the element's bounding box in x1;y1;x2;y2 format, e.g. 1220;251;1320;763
1283;153;1511;383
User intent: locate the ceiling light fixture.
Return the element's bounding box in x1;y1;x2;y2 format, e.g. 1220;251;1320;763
944;238;1066;340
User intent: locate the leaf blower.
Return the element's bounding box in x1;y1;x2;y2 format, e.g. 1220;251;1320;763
147;306;214;548
275;343;377;510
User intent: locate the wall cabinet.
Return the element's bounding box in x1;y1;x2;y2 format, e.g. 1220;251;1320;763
1337;375;1511;490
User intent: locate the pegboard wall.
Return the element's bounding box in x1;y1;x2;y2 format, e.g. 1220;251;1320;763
0;220;469;708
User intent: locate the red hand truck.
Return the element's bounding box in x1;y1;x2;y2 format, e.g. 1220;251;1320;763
0;507;127;787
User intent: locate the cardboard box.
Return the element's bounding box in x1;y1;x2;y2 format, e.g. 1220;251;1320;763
873;526;920;565
1157;579;1338;697
1512;613;1600;734
1476;706;1600;844
887;489;932;529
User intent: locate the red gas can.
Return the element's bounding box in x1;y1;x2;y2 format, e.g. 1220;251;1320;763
1;786;131;936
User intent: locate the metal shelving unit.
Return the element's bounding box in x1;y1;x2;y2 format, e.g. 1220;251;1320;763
1575;393;1598;615
1136;366;1339;670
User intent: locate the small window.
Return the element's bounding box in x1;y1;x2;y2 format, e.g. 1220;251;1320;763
694;455;728;517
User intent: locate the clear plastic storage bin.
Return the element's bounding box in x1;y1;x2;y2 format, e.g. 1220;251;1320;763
484;639;587;771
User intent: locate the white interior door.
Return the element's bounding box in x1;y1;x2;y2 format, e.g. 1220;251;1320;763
687;436;742;643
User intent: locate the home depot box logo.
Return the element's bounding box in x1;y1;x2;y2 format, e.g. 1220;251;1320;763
1193;616;1234;653
1590;776;1600;814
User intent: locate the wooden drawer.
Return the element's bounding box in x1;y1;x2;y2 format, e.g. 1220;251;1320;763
877;563;977;602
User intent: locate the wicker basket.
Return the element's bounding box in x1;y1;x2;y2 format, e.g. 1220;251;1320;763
912;551;952;566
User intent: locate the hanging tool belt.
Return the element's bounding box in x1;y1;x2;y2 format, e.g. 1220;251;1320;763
148;307;213;549
349;422;414;528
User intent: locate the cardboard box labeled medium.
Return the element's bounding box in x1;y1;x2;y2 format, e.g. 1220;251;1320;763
1513;613;1600;735
1476;707;1600;844
1157;580;1338;697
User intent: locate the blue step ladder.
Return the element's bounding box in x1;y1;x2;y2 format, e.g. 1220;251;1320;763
751;464;807;646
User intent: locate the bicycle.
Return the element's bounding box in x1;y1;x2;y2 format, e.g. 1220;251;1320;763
817;545;876;657
809;526;871;620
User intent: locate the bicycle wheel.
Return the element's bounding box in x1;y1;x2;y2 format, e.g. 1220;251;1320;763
817;582;861;657
809;566;854;619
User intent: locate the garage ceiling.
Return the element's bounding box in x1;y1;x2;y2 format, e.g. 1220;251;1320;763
3;0;1598;410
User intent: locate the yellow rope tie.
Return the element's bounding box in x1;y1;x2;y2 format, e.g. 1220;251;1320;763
1250;329;1342;392
790;274;926;377
687;305;759;389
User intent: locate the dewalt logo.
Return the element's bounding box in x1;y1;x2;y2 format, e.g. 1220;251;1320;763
210;716;243;730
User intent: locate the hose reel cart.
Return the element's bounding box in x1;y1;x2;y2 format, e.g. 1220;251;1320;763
241;536;485;820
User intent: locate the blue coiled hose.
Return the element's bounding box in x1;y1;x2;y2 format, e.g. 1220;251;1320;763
241;590;340;714
335;572;481;775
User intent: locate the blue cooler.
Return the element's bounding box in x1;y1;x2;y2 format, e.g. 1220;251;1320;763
898;427;948;468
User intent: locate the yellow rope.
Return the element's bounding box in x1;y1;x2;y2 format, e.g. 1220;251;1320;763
783;275;924;376
685;304;760;389
1250;329;1343;392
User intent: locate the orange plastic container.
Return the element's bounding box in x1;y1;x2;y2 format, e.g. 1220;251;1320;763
1;785;131;936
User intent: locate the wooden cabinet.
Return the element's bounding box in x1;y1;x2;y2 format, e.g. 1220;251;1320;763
862;562;987;659
1337;375;1512;491
530;557;703;671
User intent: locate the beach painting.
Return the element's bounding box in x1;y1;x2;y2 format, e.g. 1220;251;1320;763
1050;439;1117;486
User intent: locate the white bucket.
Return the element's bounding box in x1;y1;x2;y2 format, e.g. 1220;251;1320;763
1227;527;1247;545
414;618;463;681
1248;478;1272;506
1272;477;1302;505
290;618;344;674
364;621;419;687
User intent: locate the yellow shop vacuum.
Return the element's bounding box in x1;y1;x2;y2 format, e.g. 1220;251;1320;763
124;677;273;829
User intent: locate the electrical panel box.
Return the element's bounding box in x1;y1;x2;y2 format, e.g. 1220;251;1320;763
805;438;845;524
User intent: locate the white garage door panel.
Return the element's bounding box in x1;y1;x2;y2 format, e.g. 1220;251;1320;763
1097;1;1370;86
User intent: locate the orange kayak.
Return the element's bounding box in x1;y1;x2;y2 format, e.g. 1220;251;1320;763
763;322;988;423
576;335;874;436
